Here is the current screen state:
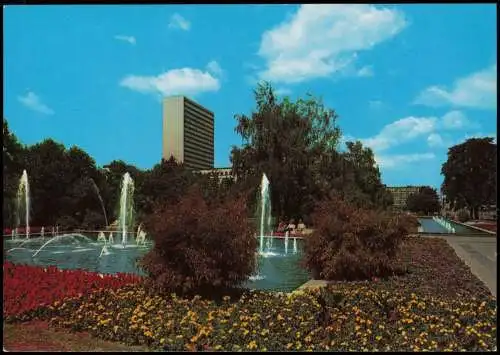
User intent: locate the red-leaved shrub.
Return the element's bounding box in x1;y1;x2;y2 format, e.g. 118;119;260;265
302;194;409;281
140;185;257;297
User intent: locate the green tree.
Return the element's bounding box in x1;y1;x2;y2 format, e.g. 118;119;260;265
341;141;393;209
23;140;105;228
102;160;146;225
196;170;236;207
3;119;26;227
441;137;496;219
136;156;195;220
23;139;70;226
406;186;441;215
230;82;341;219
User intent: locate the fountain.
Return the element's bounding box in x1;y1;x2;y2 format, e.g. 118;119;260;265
97;231;107;243
119;172;135;247
136;230;147;245
11;230;15;240
41;226;45;238
16;170;30;239
90;178;109;227
99;245;110;258
258;173;271;253
32;233;93;257
4;168;308;292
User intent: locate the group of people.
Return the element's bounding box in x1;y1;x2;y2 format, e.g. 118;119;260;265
276;218;306;234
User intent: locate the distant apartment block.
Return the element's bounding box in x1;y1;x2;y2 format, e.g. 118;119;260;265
387;186;424;210
162;96;214;170
198;167;236;183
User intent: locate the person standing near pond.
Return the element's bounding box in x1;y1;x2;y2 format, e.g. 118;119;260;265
297;219;306;233
286;219;296;234
277;219;287;233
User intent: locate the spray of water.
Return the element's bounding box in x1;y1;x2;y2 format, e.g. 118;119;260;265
259;173;271;253
16;170;30;239
89;178;109;227
119;172;135;246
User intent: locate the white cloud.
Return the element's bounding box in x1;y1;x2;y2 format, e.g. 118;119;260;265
168;13;191;31
413;64;497;110
114;35;136;45
257;4;406;83
356;65;374;77
206;60;223;77
361;116;436;152
357;110;480;153
439;110;479;130
427;133;445;147
120;64;221;97
368;100;384;109
375;153;435;169
17;92;54;115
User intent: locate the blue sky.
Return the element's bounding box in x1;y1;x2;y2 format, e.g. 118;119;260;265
4;4;497;189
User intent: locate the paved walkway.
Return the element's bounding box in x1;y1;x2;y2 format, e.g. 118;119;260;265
426;235;497;297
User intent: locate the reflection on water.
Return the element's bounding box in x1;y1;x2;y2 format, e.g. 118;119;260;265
418;217;490;235
4;235;310;292
246;237;310;292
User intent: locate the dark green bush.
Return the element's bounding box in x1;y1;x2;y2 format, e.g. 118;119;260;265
55;215;79;231
302;194;409;281
457;210;470;222
140;185;257;297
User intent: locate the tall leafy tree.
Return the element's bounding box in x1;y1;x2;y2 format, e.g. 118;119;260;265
230;82;342;219
406;186;441;215
441;137;496;219
136;156;195;219
23;139;70;226
3;119;26;227
341;141;393;209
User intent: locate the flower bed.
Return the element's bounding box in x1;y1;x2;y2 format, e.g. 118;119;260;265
3;238;497;351
3;262;142;319
17;284;496;352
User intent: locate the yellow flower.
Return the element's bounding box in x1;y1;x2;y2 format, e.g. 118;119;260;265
144;331;153;338
247;341;258;350
286;343;294;349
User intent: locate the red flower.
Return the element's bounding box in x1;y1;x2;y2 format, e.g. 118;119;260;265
3;262;142;318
